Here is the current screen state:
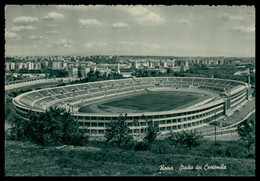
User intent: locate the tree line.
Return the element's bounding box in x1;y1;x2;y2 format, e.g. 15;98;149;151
6;106;255;156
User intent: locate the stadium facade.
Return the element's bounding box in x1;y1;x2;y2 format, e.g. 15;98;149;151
12;77;250;138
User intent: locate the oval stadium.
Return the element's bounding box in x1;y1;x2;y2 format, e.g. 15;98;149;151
13;77;251;139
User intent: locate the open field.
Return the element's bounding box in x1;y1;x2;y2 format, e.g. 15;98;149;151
5;140;255;176
78;91;208;113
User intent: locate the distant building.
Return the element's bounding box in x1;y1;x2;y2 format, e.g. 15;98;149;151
63;62;67;69
35;62;41;70
234;68;250;75
98;68;111;77
91;66;97;73
145;68;167;76
68;67;78;78
117;63;120;74
79;67;91;78
120;68;133;78
27;62;33;70
171;67;181;72
185;60;189;67
5;62;11;71
52;61;63;70
10;62;16;70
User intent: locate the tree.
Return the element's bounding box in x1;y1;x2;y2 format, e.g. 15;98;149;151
8;116;28;141
10;106;88;146
143;120;159;145
105;114;133;148
237;118;255;152
167;130;203;148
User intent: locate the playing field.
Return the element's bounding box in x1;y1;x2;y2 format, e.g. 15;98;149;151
78;91;208;113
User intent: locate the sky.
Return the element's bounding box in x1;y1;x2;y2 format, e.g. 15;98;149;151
5;5;255;57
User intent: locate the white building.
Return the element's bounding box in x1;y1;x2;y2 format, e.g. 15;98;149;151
68;67;78;78
52;61;63;70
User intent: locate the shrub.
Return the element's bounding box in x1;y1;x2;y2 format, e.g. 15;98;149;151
135;141;150;151
70;130;89;146
150;141;172;154
10;106;88;147
237;118;255;152
167;130;203;148
124;139;137;150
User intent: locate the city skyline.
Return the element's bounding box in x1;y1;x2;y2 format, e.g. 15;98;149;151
5;5;255;57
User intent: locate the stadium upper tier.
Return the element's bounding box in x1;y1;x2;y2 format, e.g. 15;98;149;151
13;77;248;113
15;77;246;111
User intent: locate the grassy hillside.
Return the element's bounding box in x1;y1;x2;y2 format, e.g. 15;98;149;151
5;140;255;176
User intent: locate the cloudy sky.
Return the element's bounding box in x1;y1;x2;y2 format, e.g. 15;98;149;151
5;5;255;57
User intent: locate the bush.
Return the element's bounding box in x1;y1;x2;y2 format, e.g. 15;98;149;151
135;141;150;151
237;118;255;152
124;139;137;150
10;106;88;147
167;130;203;148
70;130;89;146
150;141;173;154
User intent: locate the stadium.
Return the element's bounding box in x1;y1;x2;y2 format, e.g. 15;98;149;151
13;77;250;139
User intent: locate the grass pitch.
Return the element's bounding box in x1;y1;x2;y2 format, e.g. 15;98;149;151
101;91;199;112
78;91;206;113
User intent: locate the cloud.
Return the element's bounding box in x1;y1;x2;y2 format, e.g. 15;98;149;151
46;24;56;28
44;12;64;20
46;44;53;48
119;41;160;49
57;5;101;10
5;31;21;40
219;13;244;21
78;19;102;27
13;16;39;25
126;6;148;16
46;30;60;34
47;38;74;48
27;35;44;40
233;25;255;33
85;41;160;50
137;12;165;25
112;22;129;29
176;19;192;25
11;25;36;32
85;42;107;48
121;6;164;25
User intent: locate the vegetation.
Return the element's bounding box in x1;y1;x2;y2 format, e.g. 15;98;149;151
4;66;255;175
67;71;124;85
48;69;68;78
144;120;159;145
167;130;204;148
5;139;255;176
237;118;255;152
132;64;255;85
8;106;88;147
104;114;133;149
5;108;255;176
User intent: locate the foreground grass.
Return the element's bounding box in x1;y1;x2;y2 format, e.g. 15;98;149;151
5;140;255;176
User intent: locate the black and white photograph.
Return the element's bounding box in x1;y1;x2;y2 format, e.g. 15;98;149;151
4;5;255;176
